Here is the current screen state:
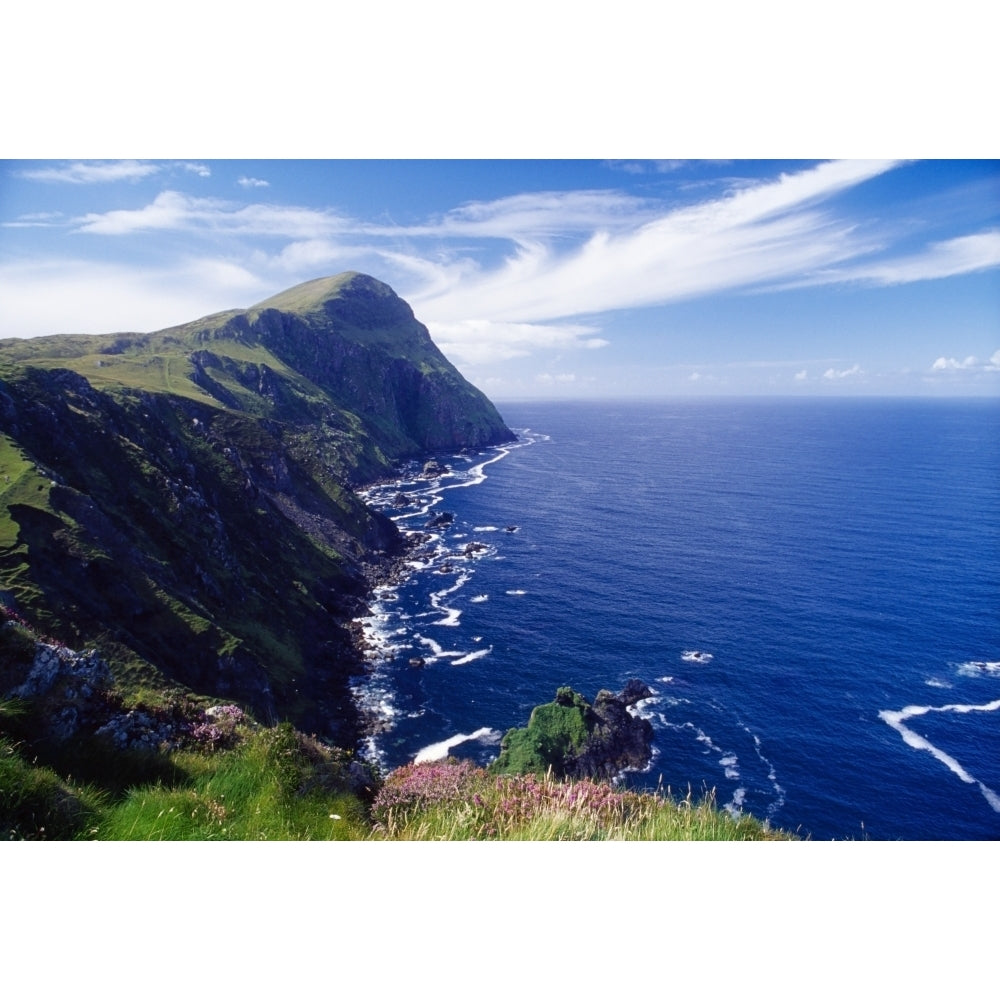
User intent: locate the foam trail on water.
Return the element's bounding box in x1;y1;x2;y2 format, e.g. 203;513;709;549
749;730;786;816
414;635;463;663
879;698;1000;812
452;647;492;666
440;442;520;490
720;753;740;780
414;727;499;763
428;571;471;626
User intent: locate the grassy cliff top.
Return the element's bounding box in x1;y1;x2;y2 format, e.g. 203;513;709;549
248;272;367;317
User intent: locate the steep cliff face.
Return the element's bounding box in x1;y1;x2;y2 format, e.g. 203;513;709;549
0;273;514;743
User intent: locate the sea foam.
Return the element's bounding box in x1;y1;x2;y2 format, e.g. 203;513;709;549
413;727;499;763
879;698;1000;812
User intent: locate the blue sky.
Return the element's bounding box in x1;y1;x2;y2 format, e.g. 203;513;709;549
1;159;997;398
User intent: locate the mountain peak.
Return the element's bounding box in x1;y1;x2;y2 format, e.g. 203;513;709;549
249;272;403;322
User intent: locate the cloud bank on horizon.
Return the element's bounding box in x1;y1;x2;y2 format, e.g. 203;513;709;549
1;158;997;397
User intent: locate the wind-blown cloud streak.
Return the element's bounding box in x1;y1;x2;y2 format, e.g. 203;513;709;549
15;160;211;184
3;159;997;382
74;191;353;239
816;230;1000;286
408;160;903;327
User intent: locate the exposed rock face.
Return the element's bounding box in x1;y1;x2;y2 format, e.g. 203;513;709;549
567;681;655;780
0;272;515;745
2;635;112;742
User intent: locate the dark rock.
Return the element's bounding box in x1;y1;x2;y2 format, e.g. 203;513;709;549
618;679;654;706
568;682;655;780
422;460;450;478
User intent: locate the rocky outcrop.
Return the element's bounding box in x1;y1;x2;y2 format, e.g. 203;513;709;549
493;682;655;780
2;633;112;742
567;681;655;780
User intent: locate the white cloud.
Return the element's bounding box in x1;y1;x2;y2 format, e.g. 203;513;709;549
931;355;979;371
9;159;996;383
74;190;350;238
429;318;605;365
410;160;900;326
179;162;211;178
429;189;652;240
535;372;578;385
1;211;64;228
17;160;160;183
268;238;366;272
823;364;863;380
930;350;1000;373
0;258;268;337
813;230;1000;287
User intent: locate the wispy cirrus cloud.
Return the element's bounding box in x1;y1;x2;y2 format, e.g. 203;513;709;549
16;160;211;184
432;318;608;365
74;190;351;238
410;159;902;326
9;159;997;385
17;160;161;184
829;230;1000;285
29;159;918;363
426;189;652;240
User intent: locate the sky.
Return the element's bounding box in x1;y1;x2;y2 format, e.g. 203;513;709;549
1;158;997;398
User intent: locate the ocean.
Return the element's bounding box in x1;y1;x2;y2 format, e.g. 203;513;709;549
352;397;1000;840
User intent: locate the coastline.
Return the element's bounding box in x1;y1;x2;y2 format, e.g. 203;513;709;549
345;433;528;766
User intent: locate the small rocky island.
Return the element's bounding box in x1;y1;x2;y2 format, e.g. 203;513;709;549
492;681;655;780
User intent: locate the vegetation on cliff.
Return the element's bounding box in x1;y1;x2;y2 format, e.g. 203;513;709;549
1;707;790;841
0;272;513;741
2;613;790;840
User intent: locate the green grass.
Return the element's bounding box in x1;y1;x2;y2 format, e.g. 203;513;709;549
0;734;105;840
90;724;370;841
0;434;54;549
492;686;594;777
1;698;794;841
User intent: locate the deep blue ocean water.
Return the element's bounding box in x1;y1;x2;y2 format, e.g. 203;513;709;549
353;398;1000;840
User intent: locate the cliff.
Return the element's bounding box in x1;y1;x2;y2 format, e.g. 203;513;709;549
0;272;514;744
